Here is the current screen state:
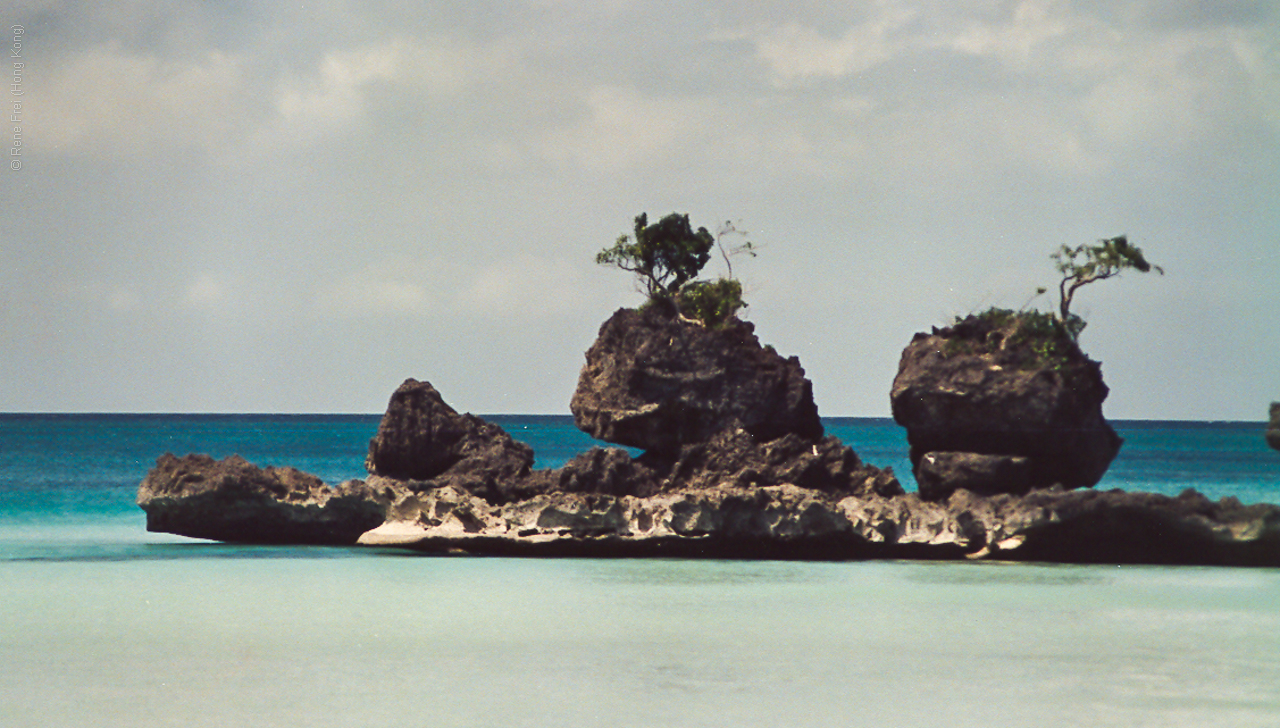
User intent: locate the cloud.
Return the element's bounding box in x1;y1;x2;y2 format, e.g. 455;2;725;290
459;255;590;316
320;260;435;318
35;43;246;155
183;274;224;309
948;0;1074;69
316;254;591;321
537;85;718;172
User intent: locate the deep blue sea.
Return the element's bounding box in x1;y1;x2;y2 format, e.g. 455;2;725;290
2;414;1279;727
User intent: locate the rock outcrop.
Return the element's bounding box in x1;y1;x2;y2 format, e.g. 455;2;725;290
521;428;902;501
892;311;1122;498
571;305;822;453
357;481;1280;566
137;450;1280;565
914;451;1033;501
366;378;535;503
134;304;1280;566
137;454;387;544
1267;402;1280;451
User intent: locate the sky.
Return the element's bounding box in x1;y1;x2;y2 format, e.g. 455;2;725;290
1;0;1277;420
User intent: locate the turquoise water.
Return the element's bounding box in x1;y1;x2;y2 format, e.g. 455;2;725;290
2;415;1279;726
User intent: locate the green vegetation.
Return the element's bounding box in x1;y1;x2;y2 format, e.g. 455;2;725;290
947;235;1162;370
946;308;1078;370
597;212;753;328
595;213;714;300
1051;235;1163;340
677;278;745;328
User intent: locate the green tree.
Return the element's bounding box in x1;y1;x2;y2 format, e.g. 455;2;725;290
597;212;753;328
595;212;715;300
1051;235;1163;339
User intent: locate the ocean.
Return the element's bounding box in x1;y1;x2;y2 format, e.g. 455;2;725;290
2;414;1279;727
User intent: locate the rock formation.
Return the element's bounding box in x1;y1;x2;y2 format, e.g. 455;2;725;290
1267;402;1280;451
137;453;386;544
571;305;822;453
138;450;1280;566
365;378;535;503
134;304;1280;567
357;481;1280;566
892;311;1122;498
522;428;902;501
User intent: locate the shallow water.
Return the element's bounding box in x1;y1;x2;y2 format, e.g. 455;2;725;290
3;555;1278;728
2;414;1279;727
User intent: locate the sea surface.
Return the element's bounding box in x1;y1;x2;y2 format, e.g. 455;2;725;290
2;414;1279;727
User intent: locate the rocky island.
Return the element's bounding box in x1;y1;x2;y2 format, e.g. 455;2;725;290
138;304;1280;566
137;217;1280;565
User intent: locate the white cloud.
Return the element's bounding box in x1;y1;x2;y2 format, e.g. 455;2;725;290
718;3;916;85
183;274;224;309
459;255;589;316
948;0;1074;68
321;260;435;318
538;85;718;172
34;43;245;155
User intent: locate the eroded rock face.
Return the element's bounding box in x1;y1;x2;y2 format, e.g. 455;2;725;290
915;452;1032;501
1267;403;1280;452
357;481;1280;566
521;429;903;501
570;306;823;453
137;454;387;544
891;313;1122;496
366;378;534;501
656;429;902;497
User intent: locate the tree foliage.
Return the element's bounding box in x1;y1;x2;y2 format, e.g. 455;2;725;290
1051;235;1163;339
677;278;745;328
595;212;714;300
597;212;752;328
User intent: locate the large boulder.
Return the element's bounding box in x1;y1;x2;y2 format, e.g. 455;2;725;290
137;454;387;544
891;311;1122;496
1267;402;1280;451
570;305;823;453
366;378;534;502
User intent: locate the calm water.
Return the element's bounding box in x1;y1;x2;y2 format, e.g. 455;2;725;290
2;414;1279;727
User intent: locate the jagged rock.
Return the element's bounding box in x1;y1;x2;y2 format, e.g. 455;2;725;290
515;429;902;501
570;305;823;453
365;378;534;502
915;451;1033;501
1267;402;1280;451
137;454;387;545
357;481;1280;566
891;312;1122;491
137;453;1280;566
656;429;902;497
522;447;665;499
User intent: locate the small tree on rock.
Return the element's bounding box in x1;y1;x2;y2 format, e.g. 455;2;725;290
595;212;715;300
597;212;750;328
1051;235;1163;340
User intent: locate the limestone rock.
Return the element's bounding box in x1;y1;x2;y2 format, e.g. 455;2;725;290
358;481;1280;566
891;312;1122;491
915;451;1033;501
137;454;387;544
365;378;534;502
522;447;665;499
570;306;822;453
1267;402;1280;451
656;428;902;498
